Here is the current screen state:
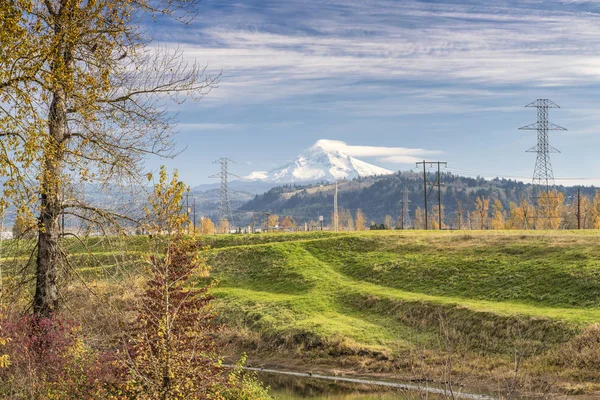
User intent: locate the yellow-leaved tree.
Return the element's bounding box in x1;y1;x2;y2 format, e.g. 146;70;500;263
128;166;271;399
430;206;444;230
267;214;279;232
11;209;36;240
217;219;231;234
0;0;217;316
591;192;600;229
491;199;505;230
509;196;534;230
355;209;367;231
383;215;394;230
279;216;296;231
414;206;424;229
475;196;490;230
580;194;591;228
199;217;216;235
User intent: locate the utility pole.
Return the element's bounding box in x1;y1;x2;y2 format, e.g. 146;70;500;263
209;158;239;231
415;161;447;230
333;181;339;232
577;186;581;230
264;212;271;233
422;161;427;229
400;187;411;230
319;215;324;231
193;198;196;233
185;186;191;234
456;200;463;230
437;163;442;230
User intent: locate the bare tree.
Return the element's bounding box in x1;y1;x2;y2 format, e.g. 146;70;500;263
0;0;218;316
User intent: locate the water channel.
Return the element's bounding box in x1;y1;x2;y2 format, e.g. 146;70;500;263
250;367;495;400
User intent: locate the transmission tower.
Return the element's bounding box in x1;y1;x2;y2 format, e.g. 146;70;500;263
400;187;411;229
519;99;566;226
209;158;239;228
333;181;339;232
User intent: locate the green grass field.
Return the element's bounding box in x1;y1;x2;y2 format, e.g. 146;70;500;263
4;230;600;395
208;230;600;338
201;230;600;395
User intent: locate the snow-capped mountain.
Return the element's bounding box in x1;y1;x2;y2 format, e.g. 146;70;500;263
244;142;394;183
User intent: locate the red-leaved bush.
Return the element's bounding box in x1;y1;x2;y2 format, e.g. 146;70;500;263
0;312;119;399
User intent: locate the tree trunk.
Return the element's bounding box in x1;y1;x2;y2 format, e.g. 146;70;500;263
33;33;68;316
33;193;61;317
34;89;65;316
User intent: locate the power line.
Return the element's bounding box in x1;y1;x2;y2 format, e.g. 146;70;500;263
445;167;600;182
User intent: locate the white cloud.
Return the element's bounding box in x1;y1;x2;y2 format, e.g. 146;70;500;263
312;139;441;164
160;0;600;106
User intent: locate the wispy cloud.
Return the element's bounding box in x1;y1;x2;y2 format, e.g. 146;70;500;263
313;139;441;164
146;1;600;185
158;0;600;106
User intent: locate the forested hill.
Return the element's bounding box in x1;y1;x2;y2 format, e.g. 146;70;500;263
236;172;596;227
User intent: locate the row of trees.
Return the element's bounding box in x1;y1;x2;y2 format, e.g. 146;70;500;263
252;192;600;232
15;189;594;240
412;193;600;230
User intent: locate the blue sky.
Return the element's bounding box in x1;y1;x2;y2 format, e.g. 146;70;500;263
147;0;600;186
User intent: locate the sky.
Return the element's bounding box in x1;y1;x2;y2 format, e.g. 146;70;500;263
146;0;600;186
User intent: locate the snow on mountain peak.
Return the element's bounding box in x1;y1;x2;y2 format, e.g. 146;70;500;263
243;141;394;183
310;139;343;154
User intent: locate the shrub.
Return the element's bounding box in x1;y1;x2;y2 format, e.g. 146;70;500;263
0;312;117;399
120;166;272;399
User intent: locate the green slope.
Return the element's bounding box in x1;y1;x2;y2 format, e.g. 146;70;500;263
5;230;598;390
206;231;600;361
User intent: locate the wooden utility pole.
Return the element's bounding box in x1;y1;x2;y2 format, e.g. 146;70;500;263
437;162;442;230
193;198;196;233
185;186;191;234
334;182;339;232
264;212;271;233
456;200;463;230
577;187;581;230
419;161;427;230
415;161;447;230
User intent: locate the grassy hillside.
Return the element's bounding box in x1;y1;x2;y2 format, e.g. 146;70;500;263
4;230;600;395
210;230;600;326
203;231;600;395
